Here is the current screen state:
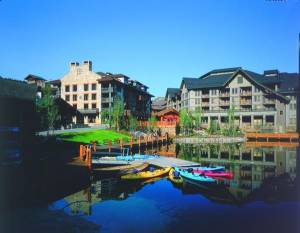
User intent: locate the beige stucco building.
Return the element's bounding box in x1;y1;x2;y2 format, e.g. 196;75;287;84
60;61;102;125
60;61;152;126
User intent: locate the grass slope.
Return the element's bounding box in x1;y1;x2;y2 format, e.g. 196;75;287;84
60;129;130;144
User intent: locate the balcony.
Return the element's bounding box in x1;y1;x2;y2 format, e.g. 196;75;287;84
202;102;210;107
240;91;252;97
77;108;99;114
101;97;113;103
219;92;230;97
202;94;209;98
101;87;114;93
219;101;230;106
240;100;252;105
263;98;276;104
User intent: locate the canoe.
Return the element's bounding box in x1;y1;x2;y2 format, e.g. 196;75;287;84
180;165;225;172
93;162;149;175
169;168;183;185
174;167;216;183
192;169;233;179
121;167;171;180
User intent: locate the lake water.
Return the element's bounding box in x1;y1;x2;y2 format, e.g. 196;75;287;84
49;143;300;233
1;142;300;233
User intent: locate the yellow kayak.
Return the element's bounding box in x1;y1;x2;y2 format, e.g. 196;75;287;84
121;167;171;180
169;168;183;185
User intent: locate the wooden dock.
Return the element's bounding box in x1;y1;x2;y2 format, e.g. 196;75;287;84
133;157;199;168
246;132;299;142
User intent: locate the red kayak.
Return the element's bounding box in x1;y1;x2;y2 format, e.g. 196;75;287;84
192;169;233;179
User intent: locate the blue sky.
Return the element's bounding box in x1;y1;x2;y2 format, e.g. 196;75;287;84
0;0;299;97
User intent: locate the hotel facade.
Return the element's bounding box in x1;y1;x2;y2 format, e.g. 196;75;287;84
166;68;299;132
60;61;152;125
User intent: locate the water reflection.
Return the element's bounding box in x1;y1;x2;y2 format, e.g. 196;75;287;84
61;143;298;217
176;143;298;202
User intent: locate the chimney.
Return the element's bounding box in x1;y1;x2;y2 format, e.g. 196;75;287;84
69;62;79;72
83;60;92;71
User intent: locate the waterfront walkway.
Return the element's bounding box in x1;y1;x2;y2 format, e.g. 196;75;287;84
132;157;199;168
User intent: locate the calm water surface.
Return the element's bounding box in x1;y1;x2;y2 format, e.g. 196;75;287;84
49;143;300;233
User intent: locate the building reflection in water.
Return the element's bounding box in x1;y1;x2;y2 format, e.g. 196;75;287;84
173;142;298;202
63;142;298;215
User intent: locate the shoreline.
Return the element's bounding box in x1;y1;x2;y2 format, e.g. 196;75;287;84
174;136;246;144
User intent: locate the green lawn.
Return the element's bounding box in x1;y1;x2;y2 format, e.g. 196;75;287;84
59;129;130;144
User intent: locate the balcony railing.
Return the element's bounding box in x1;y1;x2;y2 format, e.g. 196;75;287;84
202;102;210;106
219;92;230;97
219;101;230;106
263;98;276;104
240;91;252;96
101;97;113;103
101;87;114;93
240;100;252;105
202;94;209;98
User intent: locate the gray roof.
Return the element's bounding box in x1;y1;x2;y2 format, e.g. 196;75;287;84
24;74;46;81
165;88;181;99
0;77;37;100
278;73;299;94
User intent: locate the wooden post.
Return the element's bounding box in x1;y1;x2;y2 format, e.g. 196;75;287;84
138;136;141;148
87;147;92;170
79;145;83;160
82;146;86;160
93;141;96;152
108;140;112;153
120;138;123;149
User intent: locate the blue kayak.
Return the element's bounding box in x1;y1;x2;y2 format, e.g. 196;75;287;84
180;165;225;172
116;154;159;161
174;167;216;183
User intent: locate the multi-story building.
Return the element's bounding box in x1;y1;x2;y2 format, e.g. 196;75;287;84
60;61;152;125
165;88;181;111
165;67;299;132
60;61;101;125
98;73;152;120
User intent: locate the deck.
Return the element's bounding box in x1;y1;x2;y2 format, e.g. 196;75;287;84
246;132;299;142
133;157;199;168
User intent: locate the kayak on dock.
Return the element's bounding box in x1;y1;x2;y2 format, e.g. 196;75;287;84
93;162;149;175
169;168;183;185
121;166;171;180
174;167;216;183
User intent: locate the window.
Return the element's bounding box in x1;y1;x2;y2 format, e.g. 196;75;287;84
73;94;77;101
254;96;261;102
65;85;70;92
238;76;243;84
92;103;97;109
92;83;97;90
211;89;218;95
280;111;283;115
84;84;89;91
254;87;260;93
92;93;97;100
195;98;201;105
84;104;89;109
73;104;77;109
84;94;89;101
231;88;238;95
65;95;70;101
73;84;77;92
